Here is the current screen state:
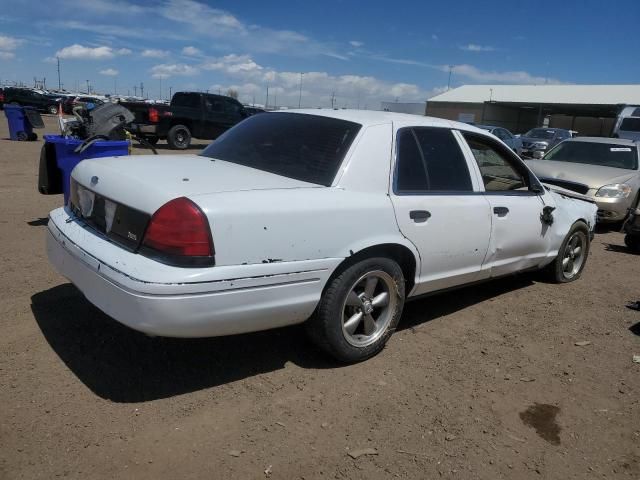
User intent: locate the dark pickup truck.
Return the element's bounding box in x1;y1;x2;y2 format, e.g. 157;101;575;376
122;92;249;149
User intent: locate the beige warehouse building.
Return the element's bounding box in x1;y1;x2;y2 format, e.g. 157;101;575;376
425;84;640;136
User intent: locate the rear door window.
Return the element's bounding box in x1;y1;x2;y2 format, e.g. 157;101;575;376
620;117;640;132
172;93;201;108
395;127;473;193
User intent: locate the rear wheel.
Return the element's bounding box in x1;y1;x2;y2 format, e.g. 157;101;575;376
16;131;28;141
47;104;58;115
625;234;640;252
306;257;405;363
545;221;590;283
166;124;191;150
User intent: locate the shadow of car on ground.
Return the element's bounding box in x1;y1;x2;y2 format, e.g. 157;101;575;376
31;275;534;404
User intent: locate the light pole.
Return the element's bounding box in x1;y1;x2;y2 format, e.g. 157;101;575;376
447;65;454;90
298;72;304;108
86;79;90;94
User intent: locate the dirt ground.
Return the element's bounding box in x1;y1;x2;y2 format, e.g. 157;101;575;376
0;115;638;480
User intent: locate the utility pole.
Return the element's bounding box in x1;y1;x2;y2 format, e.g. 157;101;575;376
86;79;90;94
298;72;304;108
330;91;336;109
56;57;61;90
274;91;277;109
447;65;453;90
159;77;162;100
265;85;269;109
114;77;117;95
169;86;172;100
140;82;144;98
133;85;137;96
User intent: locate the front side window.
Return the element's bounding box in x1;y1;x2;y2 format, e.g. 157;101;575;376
395;127;473;193
201;113;360;186
463;133;528;192
620;117;640;132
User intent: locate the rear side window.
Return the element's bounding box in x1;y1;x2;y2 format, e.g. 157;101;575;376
620;117;640;132
201;113;361;186
172;93;200;108
395;127;472;193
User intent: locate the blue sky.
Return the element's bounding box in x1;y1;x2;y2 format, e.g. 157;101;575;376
1;0;639;107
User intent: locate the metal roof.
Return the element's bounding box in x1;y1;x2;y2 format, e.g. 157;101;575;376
428;85;640;105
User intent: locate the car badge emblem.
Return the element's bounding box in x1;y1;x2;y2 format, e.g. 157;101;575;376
91;176;99;185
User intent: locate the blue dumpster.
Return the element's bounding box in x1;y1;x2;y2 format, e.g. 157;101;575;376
4;104;42;141
39;135;129;204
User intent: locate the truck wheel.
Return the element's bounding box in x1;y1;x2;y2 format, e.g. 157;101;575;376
16;131;28;141
307;257;405;363
167;125;191;149
47;104;58;115
145;136;159;145
545;221;590;283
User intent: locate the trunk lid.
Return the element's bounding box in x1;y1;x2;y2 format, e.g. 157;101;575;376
71;154;319;214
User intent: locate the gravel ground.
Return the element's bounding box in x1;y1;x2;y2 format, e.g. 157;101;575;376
0;115;639;479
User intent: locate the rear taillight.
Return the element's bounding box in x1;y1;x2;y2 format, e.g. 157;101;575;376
0;93;4;102
149;107;159;123
141;197;214;267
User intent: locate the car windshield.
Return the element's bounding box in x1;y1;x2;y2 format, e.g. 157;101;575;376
200;113;361;186
525;128;556;139
543;142;638;170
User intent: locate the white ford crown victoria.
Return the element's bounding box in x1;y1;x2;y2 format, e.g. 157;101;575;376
47;111;597;362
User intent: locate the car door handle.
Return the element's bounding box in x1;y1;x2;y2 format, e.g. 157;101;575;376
493;206;509;217
409;210;431;223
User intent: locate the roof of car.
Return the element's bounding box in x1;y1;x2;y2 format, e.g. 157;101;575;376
277;109;486;134
567;136;639;145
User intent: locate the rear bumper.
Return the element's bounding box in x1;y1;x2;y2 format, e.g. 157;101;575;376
46;208;339;337
129;123;158;135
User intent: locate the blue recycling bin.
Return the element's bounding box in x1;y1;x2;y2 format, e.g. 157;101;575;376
42;135;129;204
4;104;37;140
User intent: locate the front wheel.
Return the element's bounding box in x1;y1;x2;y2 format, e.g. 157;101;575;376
306;257;405;363
47;104;58;115
166;124;191;149
545;221;590;283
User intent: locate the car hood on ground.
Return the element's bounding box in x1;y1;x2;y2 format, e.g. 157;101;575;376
71;154;320;214
525;159;636;189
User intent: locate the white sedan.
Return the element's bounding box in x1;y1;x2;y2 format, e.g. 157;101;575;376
47;110;597;362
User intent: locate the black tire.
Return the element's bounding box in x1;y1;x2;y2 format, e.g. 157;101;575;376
16;131;28;141
306;257;405;363
28;132;38;141
624;234;640;252
166;124;191;150
47;104;58;115
544;221;590;283
144;135;159;145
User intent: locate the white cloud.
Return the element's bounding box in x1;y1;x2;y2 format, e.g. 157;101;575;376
182;46;202;56
460;44;496;52
99;68;119;76
0;35;22;51
142;48;169;58
446;64;562;84
431;34;439;41
202;54;431;107
0;51;15;60
55;44;131;60
349;40;364;48
150;63;199;79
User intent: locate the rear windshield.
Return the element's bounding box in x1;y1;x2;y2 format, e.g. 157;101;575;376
201;113;361;186
543;142;638;170
620;117;640;132
525;128;556;139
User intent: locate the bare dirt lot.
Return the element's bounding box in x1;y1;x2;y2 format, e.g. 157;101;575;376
0;115;638;479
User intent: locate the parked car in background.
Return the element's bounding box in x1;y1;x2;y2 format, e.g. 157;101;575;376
122;91;249;149
612;105;640;141
243;106;266;116
1;87;62;114
526;137;640;222
47;110;597;363
520;128;572;158
477;125;522;154
62;96;105;114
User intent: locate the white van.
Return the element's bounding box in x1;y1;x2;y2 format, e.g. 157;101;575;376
613;105;640;141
